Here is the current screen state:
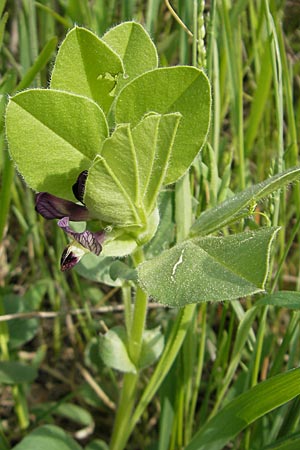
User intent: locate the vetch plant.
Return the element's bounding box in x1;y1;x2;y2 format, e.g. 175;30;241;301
5;21;300;450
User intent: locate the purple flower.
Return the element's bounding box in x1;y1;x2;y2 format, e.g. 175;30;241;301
35;171;105;271
35;192;90;221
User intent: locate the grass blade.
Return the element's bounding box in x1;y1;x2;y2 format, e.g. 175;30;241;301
186;368;300;450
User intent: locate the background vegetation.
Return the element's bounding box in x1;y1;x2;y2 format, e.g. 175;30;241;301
0;0;300;449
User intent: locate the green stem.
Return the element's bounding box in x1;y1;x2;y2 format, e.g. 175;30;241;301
110;248;148;450
12;385;29;430
110;372;139;450
128;285;148;364
122;285;132;337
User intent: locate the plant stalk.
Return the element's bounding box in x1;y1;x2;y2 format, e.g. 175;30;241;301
110;248;148;450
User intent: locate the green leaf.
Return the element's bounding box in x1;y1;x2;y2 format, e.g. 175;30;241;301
84;338;104;372
100;124;139;205
139;327;164;369
99;325;164;372
103;21;158;92
127;305;196;442
4;295;39;349
6;89;108;200
144;190;175;258
109;260;137;282
75;253;122;287
52;403;93;427
50;26;123;114
11;425;82;450
256;291;300;309
185;368;300;450
85;440;109;450
84;113;180;225
245;43;273;154
131;112;181;212
84;113;180;227
190;167;300;237
99;326;137;373
115;66;211;184
0;361;38;384
83;123;141;225
0;0;7;18
101;232;139;257
262;433;300;450
4;282;47;349
138;227;279;306
84;154;141;226
0;11;8;51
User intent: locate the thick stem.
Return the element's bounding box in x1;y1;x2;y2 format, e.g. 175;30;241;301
128;286;148;364
110;248;148;450
110;373;138;450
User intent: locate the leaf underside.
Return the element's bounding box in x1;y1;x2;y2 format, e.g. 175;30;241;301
84;112;181;225
6;89;108;200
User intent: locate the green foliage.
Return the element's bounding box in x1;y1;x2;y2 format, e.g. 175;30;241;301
99;325;164;372
186;368;300;450
99;326;137;373
115;66;211;184
0;361;37;384
50;27;123;113
257;291;300;309
102;21;158;92
6;22;211;257
6;89;108;200
11;425;82;450
138;227;279;306
2;2;300;450
85;440;109;450
75;253;123;286
190;166;300;237
37;402;94;427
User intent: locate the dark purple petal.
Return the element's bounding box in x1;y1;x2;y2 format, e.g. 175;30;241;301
72;170;88;203
60;245;83;271
36;192;90;221
57;217;105;255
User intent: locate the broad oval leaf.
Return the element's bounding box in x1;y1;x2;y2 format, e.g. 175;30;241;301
4;282;47;349
139;327;164;369
109;260;137;282
115;66;211;184
99;326;137;373
51;403;93;427
6;89;108;200
0;361;37;384
11;425;82;450
75;253;122;286
138;227;279;306
185;368;300;450
51;26;123;114
103;21;158;92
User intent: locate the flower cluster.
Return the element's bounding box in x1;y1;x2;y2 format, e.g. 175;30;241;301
35;171;105;271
